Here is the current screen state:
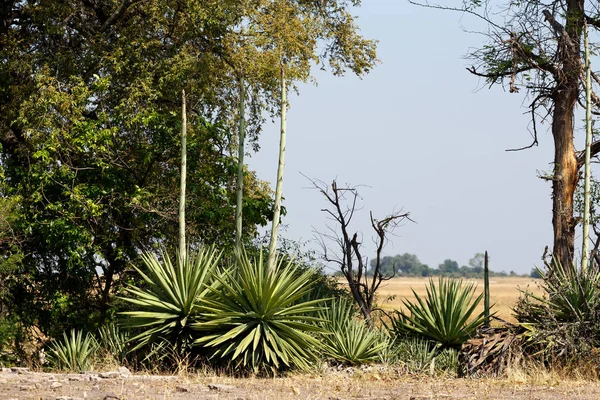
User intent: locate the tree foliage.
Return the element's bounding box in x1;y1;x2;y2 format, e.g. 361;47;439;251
0;0;377;340
369;253;512;278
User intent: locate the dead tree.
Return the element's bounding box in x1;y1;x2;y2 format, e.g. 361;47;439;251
310;178;412;322
410;0;600;271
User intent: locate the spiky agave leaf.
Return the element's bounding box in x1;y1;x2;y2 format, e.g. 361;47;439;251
396;277;489;347
98;323;129;364
192;249;326;372
119;246;220;351
318;298;389;365
48;329;98;372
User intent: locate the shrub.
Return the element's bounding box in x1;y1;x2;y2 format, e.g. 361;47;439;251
97;323;129;365
119;247;220;352
192;250;325;373
390;277;488;347
394;337;458;375
0;314;20;366
47;329;98;372
318;298;389;365
514;260;600;364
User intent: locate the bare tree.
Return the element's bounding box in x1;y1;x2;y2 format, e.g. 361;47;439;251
411;0;600;271
310;178;412;322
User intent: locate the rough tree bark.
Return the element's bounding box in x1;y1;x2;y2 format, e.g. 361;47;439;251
547;2;583;270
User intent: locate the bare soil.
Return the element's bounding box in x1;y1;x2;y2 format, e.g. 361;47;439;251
2;367;600;400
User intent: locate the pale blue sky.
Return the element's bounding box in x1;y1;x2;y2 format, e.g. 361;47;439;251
247;1;574;274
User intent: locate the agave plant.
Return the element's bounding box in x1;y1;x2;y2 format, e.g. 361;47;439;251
393;277;488;347
48;329;98;372
513;259;600;361
120;246;220;351
98;323;129;364
192;250;325;372
516;261;600;323
318;298;389;365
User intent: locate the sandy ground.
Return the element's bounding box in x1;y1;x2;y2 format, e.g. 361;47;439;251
2;368;600;400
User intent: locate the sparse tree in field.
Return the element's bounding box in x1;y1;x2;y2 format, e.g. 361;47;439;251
468;253;485;274
439;259;460;275
413;0;600;271
370;253;430;277
311;178;412;322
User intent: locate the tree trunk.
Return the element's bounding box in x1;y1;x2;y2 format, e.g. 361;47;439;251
551;88;578;270
551;1;582;271
348;281;371;321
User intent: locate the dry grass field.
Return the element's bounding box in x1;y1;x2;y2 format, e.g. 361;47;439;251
374;276;544;323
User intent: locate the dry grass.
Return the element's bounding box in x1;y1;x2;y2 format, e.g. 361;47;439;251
373;276;543;323
5;359;600;400
7;368;596;400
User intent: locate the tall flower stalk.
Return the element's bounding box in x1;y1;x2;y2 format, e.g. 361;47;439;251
235;77;246;253
179;89;187;262
267;65;287;270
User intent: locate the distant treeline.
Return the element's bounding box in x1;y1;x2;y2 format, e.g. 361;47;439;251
363;253;529;278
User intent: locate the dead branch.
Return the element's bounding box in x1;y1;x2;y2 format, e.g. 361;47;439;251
308;176;412;322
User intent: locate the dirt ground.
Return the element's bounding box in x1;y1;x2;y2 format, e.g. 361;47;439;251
2;367;600;400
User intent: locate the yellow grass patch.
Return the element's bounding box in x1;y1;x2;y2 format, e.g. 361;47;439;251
362;276;543;323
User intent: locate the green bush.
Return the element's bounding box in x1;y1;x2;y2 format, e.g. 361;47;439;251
47;329;98;372
390;277;488;347
119;247;220;352
318;298;389;365
192;250;325;373
0;315;20;366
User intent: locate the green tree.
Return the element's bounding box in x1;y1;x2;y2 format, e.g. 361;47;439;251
0;0;275;336
439;259;460;275
369;253;432;277
0;0;378;337
369;256;397;276
468;253;485;274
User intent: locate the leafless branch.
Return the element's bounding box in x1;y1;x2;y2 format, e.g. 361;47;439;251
308;176;412;322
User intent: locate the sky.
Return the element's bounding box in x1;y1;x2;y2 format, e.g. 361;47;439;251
246;1;581;275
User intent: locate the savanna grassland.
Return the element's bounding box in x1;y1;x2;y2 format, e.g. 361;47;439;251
375;276;543;323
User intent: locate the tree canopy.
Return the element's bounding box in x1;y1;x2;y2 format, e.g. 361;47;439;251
0;0;377;336
369;252;517;278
